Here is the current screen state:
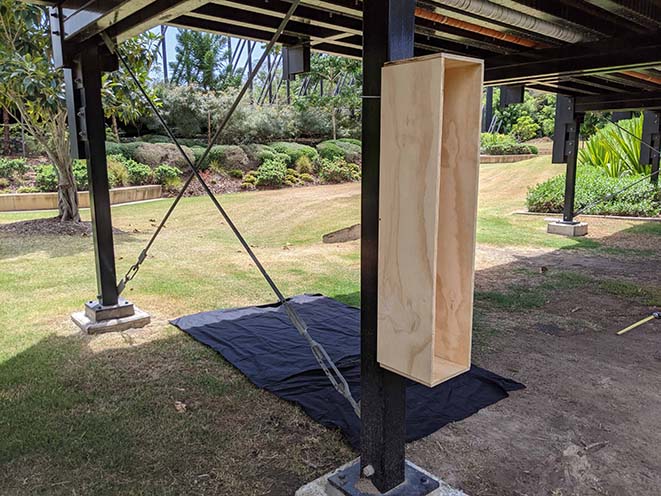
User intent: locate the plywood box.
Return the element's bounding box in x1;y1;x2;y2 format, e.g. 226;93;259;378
377;53;483;387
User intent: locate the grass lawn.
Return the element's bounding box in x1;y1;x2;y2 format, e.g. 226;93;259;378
2;156;661;495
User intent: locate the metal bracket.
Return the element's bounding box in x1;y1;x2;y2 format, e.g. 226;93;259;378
552;95;582;164
84;298;135;322
328;460;440;496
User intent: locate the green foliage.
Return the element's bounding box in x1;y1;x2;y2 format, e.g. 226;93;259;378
0;157;28;179
256;157;288;187
510;115;540;142
526;165;660;217
242;171;257;185
317;141;346;161
578;115;644;178
118;142;143;161
105;141;124;156
480;133;535;155
190;146;207;167
72;160;88;190
154;164;182;185
206;145;249;171
35;164;57;192
295;155;314;174
133;142;195;169
300;173;314;183
492;89;556;138
107;156;130;188
241;182;256;190
109;155;153;186
270;142;319;166
170;31;239;91
228;169;244;179
318;158;360;183
16;185;39;193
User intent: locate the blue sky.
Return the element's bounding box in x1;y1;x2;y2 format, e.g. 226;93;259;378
151;26;266;82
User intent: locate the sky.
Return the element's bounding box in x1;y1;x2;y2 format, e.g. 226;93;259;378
150;26;266;82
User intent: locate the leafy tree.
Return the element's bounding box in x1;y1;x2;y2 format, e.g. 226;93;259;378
169;30;239;90
102;32;162;142
0;2;79;220
297;54;362;140
0;0;165;221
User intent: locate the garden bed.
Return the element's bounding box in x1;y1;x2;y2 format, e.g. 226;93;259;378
480;154;537;164
0;185;162;212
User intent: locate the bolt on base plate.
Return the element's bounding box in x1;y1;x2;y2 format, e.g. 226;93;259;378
328;460;440;496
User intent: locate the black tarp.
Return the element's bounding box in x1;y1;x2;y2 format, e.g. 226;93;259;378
172;294;524;449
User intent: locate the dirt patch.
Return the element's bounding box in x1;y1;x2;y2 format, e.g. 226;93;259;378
0;217;124;236
409;245;661;496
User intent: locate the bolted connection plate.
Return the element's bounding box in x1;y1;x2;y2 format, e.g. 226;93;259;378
328;460;440;496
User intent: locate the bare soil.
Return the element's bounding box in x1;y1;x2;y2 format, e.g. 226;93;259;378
409;244;661;496
0;217;124;236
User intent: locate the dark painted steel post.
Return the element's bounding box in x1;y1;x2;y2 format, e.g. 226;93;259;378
553;95;583;223
640;111;661;185
76;44;119;306
482;86;494;133
361;0;415;492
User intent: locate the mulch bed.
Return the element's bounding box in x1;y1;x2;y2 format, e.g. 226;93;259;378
0;217;124;236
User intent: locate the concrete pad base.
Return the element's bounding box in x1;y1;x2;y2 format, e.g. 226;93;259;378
296;458;466;496
71;306;151;334
547;221;588;237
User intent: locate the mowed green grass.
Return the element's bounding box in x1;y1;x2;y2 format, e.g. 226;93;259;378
1;156;659;494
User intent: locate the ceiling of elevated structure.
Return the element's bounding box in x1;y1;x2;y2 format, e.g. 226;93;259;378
36;0;661;100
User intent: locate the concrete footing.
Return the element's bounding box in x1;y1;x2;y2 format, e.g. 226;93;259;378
547;220;588;237
71;298;150;334
295;458;466;496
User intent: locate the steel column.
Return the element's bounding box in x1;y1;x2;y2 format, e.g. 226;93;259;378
482;86;494;133
75;44;119;306
360;0;415;492
552;95;584;223
640;111;661;185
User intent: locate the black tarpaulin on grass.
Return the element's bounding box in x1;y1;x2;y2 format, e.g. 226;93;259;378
171;294;524;449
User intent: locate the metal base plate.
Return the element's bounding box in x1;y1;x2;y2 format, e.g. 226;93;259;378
328;460;440;496
72;306;150;335
84;298;135;321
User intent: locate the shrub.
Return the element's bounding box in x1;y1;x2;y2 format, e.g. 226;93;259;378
526;165;661;217
317;140;345;161
527;145;539;155
107;156;130;188
510;115;540;142
241;182;256;190
72;160;89;190
295;155;313;174
480;133;532;155
241;144;273;169
141;134;170;144
154;164;182;185
228;169;244;179
190;146;208;168
133;143;195;169
35;164;58;192
270;142;319;166
206;145;250;171
120;158;153;185
0;177;9;188
17;186;40;193
318;158;361;183
119;142;143;161
338;138;361;146
300;173;314;183
0;158;28;179
256;157;287;187
578;115;643;178
105;141;124;156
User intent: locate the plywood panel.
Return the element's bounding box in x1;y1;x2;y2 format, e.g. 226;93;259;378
377;56;444;384
377;53;483;387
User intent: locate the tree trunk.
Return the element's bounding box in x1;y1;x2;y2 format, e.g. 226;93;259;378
332;108;337;141
56;159;80;222
112;114;120;143
2;109;10;155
